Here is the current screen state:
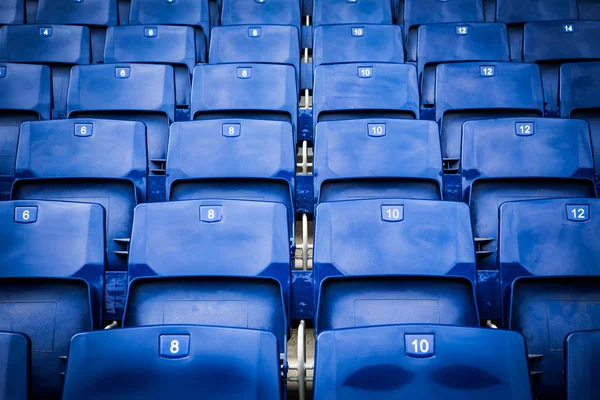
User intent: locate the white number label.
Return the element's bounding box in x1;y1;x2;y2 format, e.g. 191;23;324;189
15;207;38;223
480;66;495;77
237;67;252;79
170;340;180;354
352;27;364;37
515;122;534;136
405;334;435;357
358;67;373;78
456;26;468;35
563;24;575;33
368;123;385;137
22;210;30;220
201;206;223;222
567;205;589;221
381;205;404;222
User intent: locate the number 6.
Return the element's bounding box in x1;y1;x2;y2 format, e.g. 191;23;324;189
22;210;30;220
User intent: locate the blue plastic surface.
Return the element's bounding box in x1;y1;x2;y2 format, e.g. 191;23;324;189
403;0;484;61
104;25;196;107
67;64;174;176
127;200;290;348
0;332;29;400
36;0;117;25
314;324;532;399
13;118;146;283
560;61;600;175
435;62;543;171
0;0;24;24
313;199;478;333
417;23;510;106
524;21;600;115
313;24;404;68
0;63;51;199
313;119;442;205
166;120;295;230
0;200;104;399
209;25;300;87
313;0;392;27
62;325;281;400
220;0;301;31
461;118;595;319
0;25;90;64
565;330;600;400
191;63;298;141
496;0;578;23
313;63;419;130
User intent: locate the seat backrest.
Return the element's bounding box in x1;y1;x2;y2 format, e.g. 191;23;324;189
36;0;117;25
0;0;24;24
435;62;543;169
496;0;578;24
313;119;442;205
0;25;90;64
560;61;600;117
220;0;301;31
417;23;510;106
314;198;478;332
313;0;392;27
67;64;174;174
499;198;600;321
209;25;300;86
166;120;295;229
130;0;209;33
462;118;595;271
0;200;104;399
578;0;600;20
0;63;51;197
126;199;290;350
403;0;484;61
313;24;404;68
313;63;419;127
13;119;146;277
62;325;281;400
191;63;298;140
566;330;600;400
314;325;532;399
524;21;600;63
0;332;29;400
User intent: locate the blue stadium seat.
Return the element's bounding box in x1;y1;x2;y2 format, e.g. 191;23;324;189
220;0;301;31
401;0;485;62
435;62;543;173
0;200;105;399
500;198;600;399
578;0;600;20
209;25;300;87
0;63;50;200
0;0;24;25
312;24;404;68
126;200;290;353
0;24;90;118
566;330;600;400
35;0;117;63
314;198;478;333
166;120;295;232
462;118;595;319
314;325;531;399
313;120;442;206
417;23;509;107
560;62;600;181
0;332;29;400
129;0;209;63
524;21;600;116
191;64;298;141
313;0;392;27
67;64;174;186
12;119;147;320
496;0;578;61
313;63;419;133
104;25;195;110
62;325;281;400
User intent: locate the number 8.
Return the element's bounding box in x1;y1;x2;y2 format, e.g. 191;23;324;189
208;209;215;219
242;69;248;77
170;340;179;354
228;127;235;135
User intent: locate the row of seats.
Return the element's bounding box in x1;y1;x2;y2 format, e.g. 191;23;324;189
1;193;598;398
